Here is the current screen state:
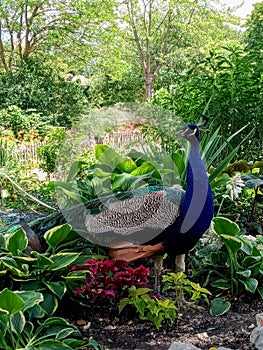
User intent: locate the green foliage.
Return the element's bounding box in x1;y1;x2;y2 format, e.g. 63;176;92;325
119;286;177;329
0;223;93;316
210;160;263;234
152;44;262;159
0;288;84;349
209;297;231;316
0;60;87;128
0;106;44;138
191;217;263;299
0;169;55;211
162;272;211;305
245;2;263;56
52;143;183;206
37;127;66;175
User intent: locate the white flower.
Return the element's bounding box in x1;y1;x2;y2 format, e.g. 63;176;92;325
200;227;223;250
226;173;245;200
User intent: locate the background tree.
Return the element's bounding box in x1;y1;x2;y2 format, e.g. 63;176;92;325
0;0;118;71
120;0;240;100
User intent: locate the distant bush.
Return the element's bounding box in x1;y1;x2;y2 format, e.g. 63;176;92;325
0;59;88;128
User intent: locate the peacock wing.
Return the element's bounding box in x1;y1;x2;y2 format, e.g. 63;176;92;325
85;188;184;236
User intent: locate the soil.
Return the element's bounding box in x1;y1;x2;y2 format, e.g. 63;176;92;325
58;269;262;350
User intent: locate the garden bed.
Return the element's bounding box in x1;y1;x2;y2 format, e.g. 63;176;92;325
58;287;261;350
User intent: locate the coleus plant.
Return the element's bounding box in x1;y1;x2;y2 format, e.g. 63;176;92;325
72;259;151;303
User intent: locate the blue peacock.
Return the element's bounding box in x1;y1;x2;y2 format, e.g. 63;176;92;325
24;123;214;293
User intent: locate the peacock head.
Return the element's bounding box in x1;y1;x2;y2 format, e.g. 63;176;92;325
176;124;200;143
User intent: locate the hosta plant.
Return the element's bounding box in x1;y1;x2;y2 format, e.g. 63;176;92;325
0;288;84;349
191;217;263;299
0;223;93;316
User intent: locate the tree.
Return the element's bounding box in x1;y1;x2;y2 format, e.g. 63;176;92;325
245;1;263;54
0;0;117;71
122;0;240;100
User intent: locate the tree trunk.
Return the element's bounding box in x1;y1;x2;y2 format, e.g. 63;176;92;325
145;75;154;100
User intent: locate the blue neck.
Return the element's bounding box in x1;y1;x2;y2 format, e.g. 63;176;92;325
179;141;213;235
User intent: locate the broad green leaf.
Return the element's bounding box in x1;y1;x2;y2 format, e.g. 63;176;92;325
66;160;86;182
237;270;251;278
10;311;26;334
40;294;58;317
1;257;29;277
0;234;5;248
44;224;73;249
111;172;137;192
131;161;157;176
27;304;46;319
240;278;258;293
56;327;81;341
5;228;28;254
0;307;8;316
210;298;231;316
38;340;72;349
56;186;87;203
220;234;242;254
35;317;70;337
48;252;80;270
257;286;263;299
43;281;67;299
16;291;44;311
117;158;137;173
0;289;24;314
31;251;53;268
211;279;231;290
95;144;124;168
212;217;240;236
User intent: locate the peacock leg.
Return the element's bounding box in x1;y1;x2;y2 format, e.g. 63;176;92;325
175;254;185;272
153;255;164;294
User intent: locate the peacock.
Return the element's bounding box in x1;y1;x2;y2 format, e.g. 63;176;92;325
22;123;214;293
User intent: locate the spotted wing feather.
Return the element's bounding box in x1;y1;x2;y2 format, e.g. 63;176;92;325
85;189;183;236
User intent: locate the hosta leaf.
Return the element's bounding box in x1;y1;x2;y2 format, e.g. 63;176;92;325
31;251;53;269
40;294;58;317
117;158;137;173
212;217;240;236
1;257;29;277
237;270;251;278
38;340;72;349
56;327;82;341
6;228;28;254
44;224;73;249
211;279;231;290
220;234;242;254
240;278;258;293
95;145;124;168
210;298;231;316
43;281;67;299
48;252;80;270
16;291;43;311
10;311;26;334
0;289;24;314
131;161;157;176
257;286;263;299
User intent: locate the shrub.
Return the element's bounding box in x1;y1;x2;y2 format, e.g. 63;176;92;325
72;259;151;303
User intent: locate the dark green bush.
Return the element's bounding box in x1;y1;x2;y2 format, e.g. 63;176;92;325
0;59;87;128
